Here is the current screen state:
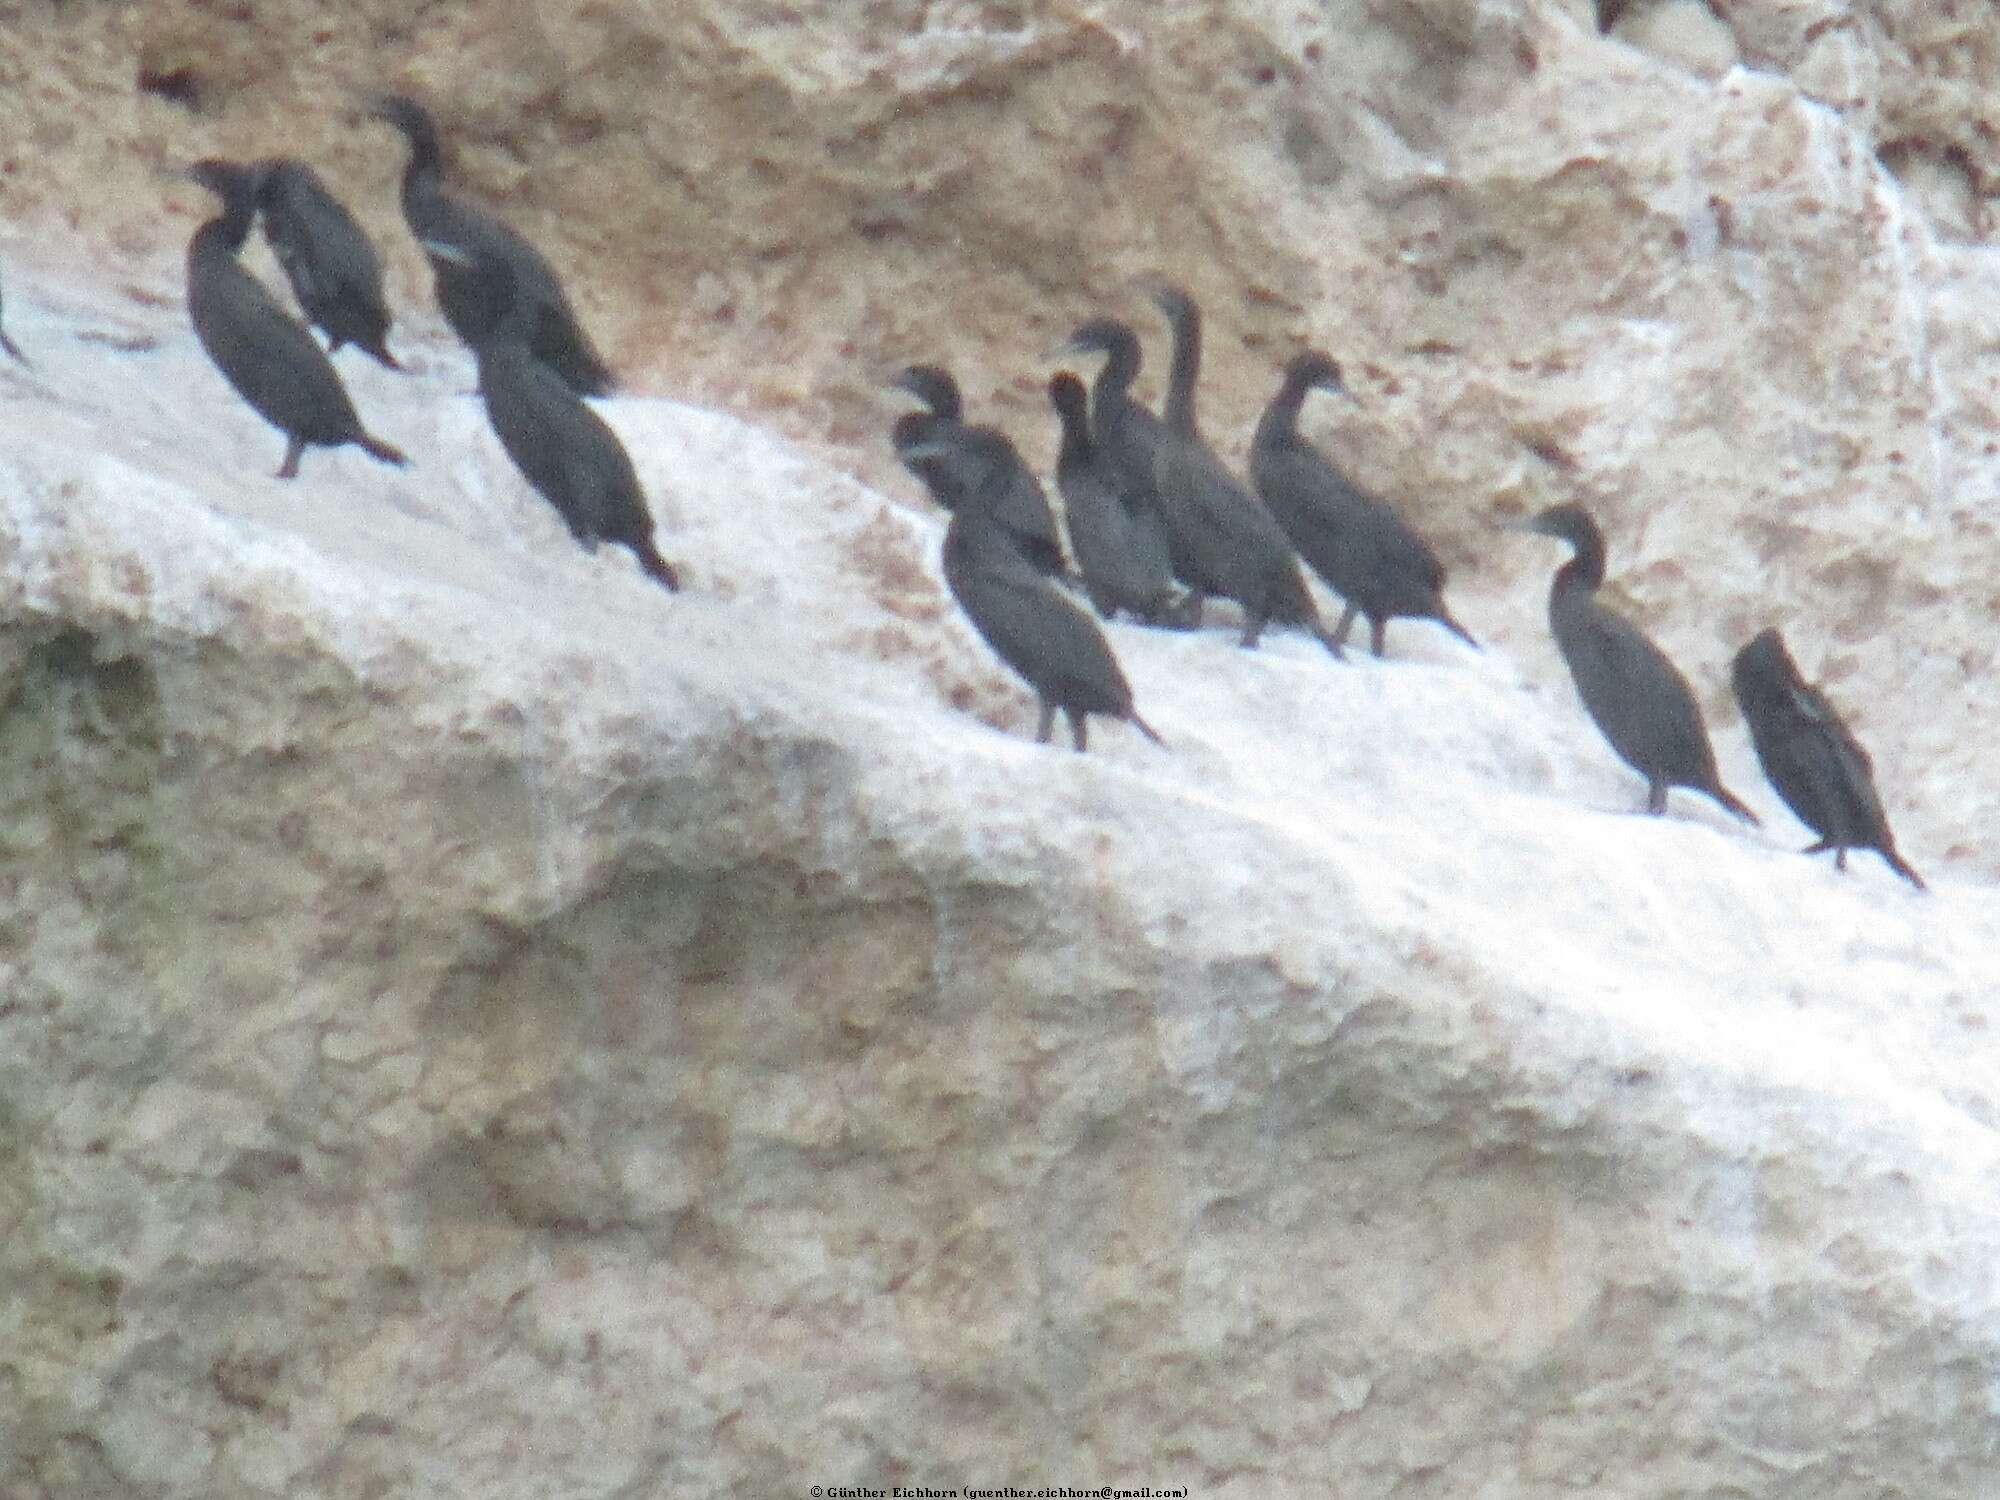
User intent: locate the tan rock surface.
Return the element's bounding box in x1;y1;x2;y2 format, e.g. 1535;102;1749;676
2;1;1999;1495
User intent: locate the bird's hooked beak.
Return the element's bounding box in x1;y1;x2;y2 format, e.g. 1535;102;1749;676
417;236;478;269
898;436;952;464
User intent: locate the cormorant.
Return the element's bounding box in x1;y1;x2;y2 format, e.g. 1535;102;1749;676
255;158;400;369
1522;502;1756;822
1052;317;1181;620
185;159;406;480
897;426;1164;752
1732;627;1924;888
889;364;1067;578
1048;372;1177;623
368;94;614;397
426;238;677;590
0;264;26;365
1143;284;1340;655
1250;351;1476;657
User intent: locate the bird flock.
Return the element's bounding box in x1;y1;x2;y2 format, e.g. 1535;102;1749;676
0;93;1925;891
175;95;677;592
891;284;1924;890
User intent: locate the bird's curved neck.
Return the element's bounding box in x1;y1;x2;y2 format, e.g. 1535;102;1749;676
1553;543;1605;595
1162;311;1201;434
1254;371;1311;451
1090;338;1140;402
399;124;444;201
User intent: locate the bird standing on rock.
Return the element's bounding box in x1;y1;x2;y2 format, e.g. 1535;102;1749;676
368;93;615;397
889;364;1068;578
429;239;678;590
254;158;401;370
184;159;406;480
1251;352;1476;658
1731;627;1924;888
896;423;1163;752
1143;284;1341;656
1519;502;1756;823
1048;372;1180;624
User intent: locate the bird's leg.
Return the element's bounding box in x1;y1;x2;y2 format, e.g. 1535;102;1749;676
1068;710;1088;753
277;435;305;480
1370;618;1387;659
1333;603;1358;650
1036;702;1057;744
1646;781;1667;816
1239;613;1267;649
1836;847;1849;871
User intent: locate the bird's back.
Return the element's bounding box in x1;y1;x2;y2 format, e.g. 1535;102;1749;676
189;237;358;440
1740;670;1887;845
412;184;610;395
1254;437;1443;594
261;164;384;327
1551;587;1716;786
480;345;641;544
1059;442;1171;615
944;516;1130;716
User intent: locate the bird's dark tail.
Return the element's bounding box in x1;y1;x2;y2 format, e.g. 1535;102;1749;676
360;432;407;468
1710;784;1761;827
1438;606;1479;650
633;537;681;592
1129;710;1167;749
1881;845;1928;892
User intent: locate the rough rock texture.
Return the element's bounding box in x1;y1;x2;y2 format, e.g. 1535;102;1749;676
4;0;2000;1495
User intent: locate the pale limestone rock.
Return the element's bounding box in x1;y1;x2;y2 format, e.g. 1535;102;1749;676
1620;1;1743;77
0;0;1999;1495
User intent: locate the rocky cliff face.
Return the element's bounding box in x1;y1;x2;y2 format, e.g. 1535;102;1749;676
3;2;1998;1496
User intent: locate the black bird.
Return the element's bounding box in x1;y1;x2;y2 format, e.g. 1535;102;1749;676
1143;284;1340;655
1732;627;1924;888
368;94;614;397
0;263;26;365
185;159;406;480
1052;316;1177;583
428;238;677;590
897;426;1163;752
1048;372;1177;623
1250;352;1476;657
1523;503;1756;823
255;158;401;369
889;364;1067;578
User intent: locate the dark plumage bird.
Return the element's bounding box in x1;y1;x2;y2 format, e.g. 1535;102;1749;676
428;239;677;590
1143;284;1340;655
0;263;26;366
889;364;1067;578
1524;503;1756;823
897;425;1163;752
185;159;406;480
1053;317;1177;592
1250;352;1476;657
1732;627;1924;888
1049;372;1178;623
255;158;400;369
368;94;614;397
